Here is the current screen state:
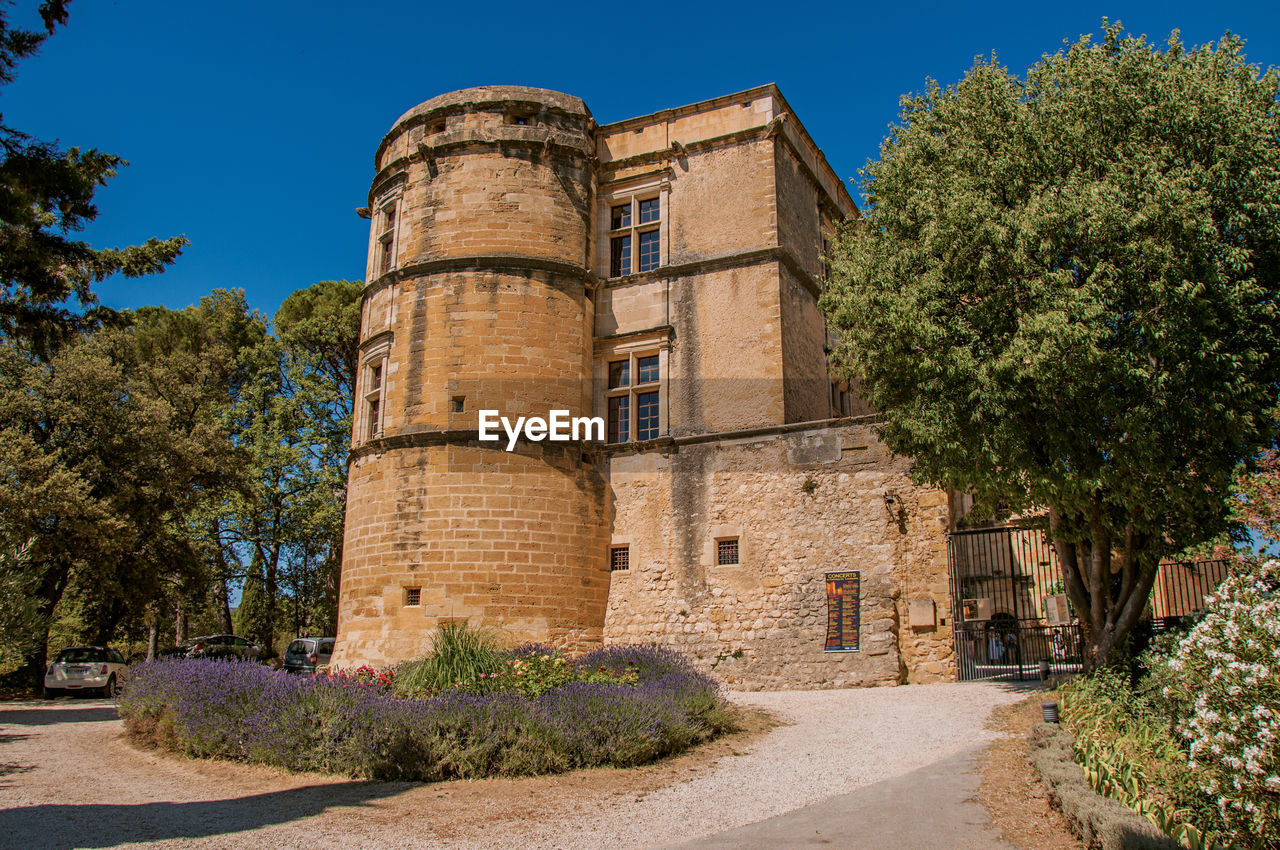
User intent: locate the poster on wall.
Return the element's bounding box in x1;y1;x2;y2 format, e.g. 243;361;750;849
824;570;860;652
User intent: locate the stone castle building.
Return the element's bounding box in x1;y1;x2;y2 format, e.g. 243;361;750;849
332;84;957;687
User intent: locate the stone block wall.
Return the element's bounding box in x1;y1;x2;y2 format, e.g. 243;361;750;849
602;420;955;688
333;441;611;669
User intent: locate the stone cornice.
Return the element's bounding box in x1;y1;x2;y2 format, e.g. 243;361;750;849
602;246;822;298
371;130;595;201
599;125;765;173
592;325;675;346
349;428;601;464
599;413;882;457
348;414;883;464
363;255;596;301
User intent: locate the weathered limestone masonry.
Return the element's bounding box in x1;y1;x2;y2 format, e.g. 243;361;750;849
334;84;957;685
334;88;609;668
604;421;954;688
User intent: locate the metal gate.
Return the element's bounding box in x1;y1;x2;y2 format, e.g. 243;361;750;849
946;527;1230;681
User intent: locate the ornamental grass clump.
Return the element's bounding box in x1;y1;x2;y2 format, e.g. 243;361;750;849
118;642;734;782
391;621;505;697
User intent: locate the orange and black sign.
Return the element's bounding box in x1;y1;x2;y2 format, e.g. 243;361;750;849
824;570;860;652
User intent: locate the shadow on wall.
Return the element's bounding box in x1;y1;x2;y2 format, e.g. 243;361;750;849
0;783;409;849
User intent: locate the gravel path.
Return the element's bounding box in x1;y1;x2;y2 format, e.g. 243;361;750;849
0;682;1028;849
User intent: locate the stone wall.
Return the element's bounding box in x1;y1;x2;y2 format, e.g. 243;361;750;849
334;441;611;669
602;420;955;688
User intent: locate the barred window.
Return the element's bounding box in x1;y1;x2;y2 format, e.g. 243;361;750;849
404;587;421;606
717;538;739;566
610;546;630;572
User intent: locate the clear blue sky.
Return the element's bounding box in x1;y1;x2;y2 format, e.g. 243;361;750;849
5;0;1278;321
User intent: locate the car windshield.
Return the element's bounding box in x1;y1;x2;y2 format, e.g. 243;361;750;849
56;648;106;663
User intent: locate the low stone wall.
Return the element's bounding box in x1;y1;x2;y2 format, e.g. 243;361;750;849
602;420;955;688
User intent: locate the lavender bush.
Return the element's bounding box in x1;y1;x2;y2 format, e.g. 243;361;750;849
117;645;734;781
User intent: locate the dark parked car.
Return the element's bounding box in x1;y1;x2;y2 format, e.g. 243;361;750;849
161;634;262;661
283;637;335;674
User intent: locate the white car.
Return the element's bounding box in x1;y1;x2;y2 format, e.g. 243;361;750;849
44;646;128;698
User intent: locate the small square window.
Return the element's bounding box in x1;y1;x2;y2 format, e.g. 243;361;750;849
638;197;659;224
636;355;659;384
452;396;465;413
610;546;630;571
611;204;632;230
717;538;739;566
638;229;660;272
404;587;421;606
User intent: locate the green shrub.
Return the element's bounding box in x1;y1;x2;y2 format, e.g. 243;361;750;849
391;621;506;698
1029;723;1182;850
1154;561;1280;843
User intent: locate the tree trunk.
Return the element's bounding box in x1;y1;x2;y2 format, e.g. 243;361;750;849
1049;503;1160;672
175;600;187;645
147;614;158;661
210;519;234;633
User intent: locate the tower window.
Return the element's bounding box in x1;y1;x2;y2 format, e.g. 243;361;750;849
404;587;421;606
717;538;739;566
452;396;465;413
362;355;389;441
610;546;630;572
377;201;398;276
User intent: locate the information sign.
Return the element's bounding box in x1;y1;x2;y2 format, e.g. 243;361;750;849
824;570;860;652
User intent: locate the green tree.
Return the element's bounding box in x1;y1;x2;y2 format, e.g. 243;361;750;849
274;280;360;635
0;332;227;682
217;280;360;652
821;24;1280;670
1;1;186;355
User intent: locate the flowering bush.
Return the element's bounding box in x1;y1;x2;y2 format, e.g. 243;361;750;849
440;645;638;699
117;645;734;781
1158;560;1280;840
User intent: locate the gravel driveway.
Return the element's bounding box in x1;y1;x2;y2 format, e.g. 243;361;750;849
0;682;1027;849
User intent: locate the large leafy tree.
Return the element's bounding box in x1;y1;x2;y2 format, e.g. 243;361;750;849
0;331;230;682
1;0;186;354
219;280;360;653
821;24;1280;669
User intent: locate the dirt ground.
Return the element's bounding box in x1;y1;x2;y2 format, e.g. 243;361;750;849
1;683;1030;849
979;694;1084;850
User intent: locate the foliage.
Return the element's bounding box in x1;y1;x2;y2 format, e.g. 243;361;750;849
1029;722;1184;850
117;647;734;781
390;621;508;698
0;1;186;355
0;538;44;674
215;280;360;653
0;331;234;681
821;22;1280;669
1061;669;1227;844
450;644;638;699
1157;561;1280;841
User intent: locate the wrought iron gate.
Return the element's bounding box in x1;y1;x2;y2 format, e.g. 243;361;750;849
946;527;1229;682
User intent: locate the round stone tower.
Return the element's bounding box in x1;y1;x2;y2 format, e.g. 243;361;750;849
333;87;609;668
